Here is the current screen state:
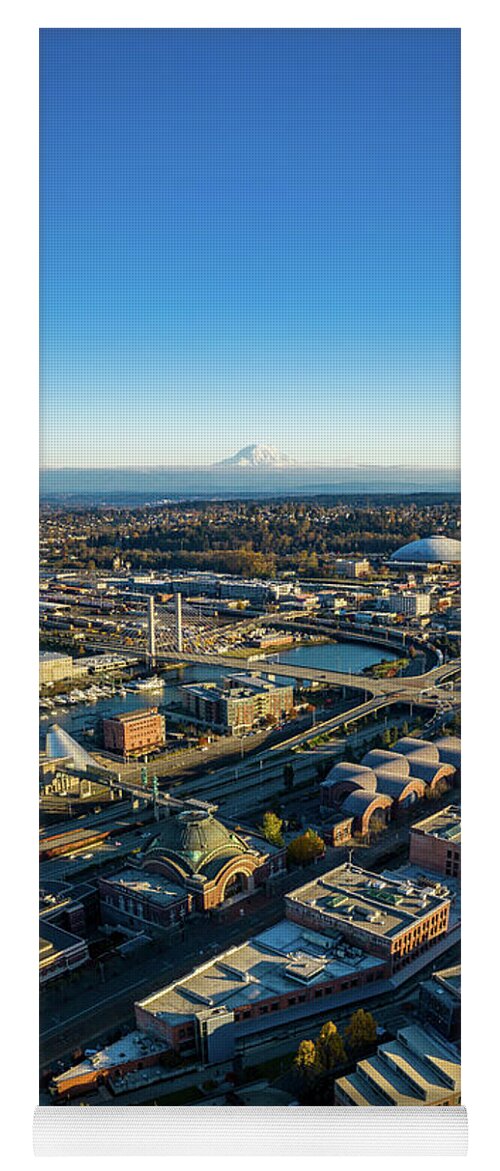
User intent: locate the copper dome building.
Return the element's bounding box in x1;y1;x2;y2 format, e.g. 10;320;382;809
142;809;284;910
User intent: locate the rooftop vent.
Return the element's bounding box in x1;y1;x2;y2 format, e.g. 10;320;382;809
217;961;249;982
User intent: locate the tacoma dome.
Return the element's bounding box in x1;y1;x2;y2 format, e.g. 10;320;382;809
389;536;461;564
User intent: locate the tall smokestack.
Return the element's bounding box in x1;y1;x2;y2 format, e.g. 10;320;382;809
175;592;183;654
147;595;156;667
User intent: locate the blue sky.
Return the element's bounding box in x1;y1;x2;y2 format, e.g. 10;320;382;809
40;28;460;470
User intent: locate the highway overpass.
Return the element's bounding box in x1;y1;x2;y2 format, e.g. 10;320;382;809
82;636;459;698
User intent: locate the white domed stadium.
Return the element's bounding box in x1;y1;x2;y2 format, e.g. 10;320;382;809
389;535;461;564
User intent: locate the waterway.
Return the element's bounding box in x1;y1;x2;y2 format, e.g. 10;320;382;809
274;640;399;674
39;640;399;745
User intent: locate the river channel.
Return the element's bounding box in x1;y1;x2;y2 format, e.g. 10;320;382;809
39;640;400;744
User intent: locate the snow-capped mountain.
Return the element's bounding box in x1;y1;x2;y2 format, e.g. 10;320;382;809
215;444;295;468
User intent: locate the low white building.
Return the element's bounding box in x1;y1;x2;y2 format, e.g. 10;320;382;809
386;592;431;617
334;558;371;579
39;651;73;685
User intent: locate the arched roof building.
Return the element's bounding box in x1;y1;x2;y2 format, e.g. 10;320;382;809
142;809;281;910
321;735;460;838
341;790;392;836
362;749;411;777
393;738;440;764
363;744;455;791
321;762;377;804
374;770;426;805
404;761;456;790
434;737;461;771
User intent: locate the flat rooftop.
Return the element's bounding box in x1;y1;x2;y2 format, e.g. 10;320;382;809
39;879;95;918
103;708;160;724
52;1031;167;1087
182;674;291;702
136;918;385;1028
226;673;292;693
101;868;187;907
381;863;460;930
285;863;451;942
39;918;85;959
434;964;461;998
40;651;71;662
410;806;461;845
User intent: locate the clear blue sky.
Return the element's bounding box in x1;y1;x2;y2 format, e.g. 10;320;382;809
40;28;460;470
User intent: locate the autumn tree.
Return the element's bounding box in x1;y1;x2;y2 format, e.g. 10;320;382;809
314;1021;346;1073
261;811;284;847
294;1039;317;1084
286;829;325;868
345;1009;378;1054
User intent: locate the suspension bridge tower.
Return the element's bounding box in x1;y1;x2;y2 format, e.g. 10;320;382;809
147;595;156;668
175;592;183;654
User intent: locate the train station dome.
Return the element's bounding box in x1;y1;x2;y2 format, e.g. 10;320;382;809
389;536;461;564
143;809;251;879
141;808;279;911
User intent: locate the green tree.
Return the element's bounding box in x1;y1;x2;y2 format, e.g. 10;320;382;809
314;1021;346;1072
345;1009;378;1053
261;811;284;847
287;829;325;867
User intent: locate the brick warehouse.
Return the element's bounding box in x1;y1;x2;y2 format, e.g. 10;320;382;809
102;707;166;758
285;863;451;975
409;806;461;880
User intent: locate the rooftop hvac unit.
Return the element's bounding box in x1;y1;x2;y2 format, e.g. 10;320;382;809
217;961;248;982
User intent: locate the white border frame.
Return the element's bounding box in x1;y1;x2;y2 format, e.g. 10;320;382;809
34;1106;468;1157
1;3;496;1165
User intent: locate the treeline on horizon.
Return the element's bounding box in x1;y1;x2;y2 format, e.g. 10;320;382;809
40;498;460;578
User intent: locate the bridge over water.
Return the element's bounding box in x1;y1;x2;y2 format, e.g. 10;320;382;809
83;636;460;699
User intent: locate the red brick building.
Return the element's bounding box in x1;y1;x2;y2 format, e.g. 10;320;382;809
328;814;354;847
285;863;451;976
134;917;387;1059
102;707;166;758
409;806;461;879
98;869;192;933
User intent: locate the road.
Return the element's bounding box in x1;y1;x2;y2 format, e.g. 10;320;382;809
82;636;460;698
